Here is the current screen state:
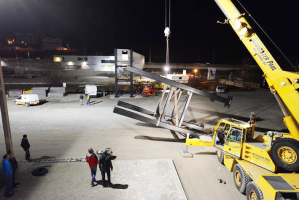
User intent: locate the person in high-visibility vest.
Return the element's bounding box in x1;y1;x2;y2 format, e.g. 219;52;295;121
87;94;91;106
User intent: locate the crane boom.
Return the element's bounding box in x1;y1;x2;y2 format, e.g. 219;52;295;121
215;0;299;139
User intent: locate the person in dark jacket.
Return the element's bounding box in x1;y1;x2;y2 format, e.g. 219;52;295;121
8;152;20;187
99;149;113;187
21;134;30;161
80;94;84;106
85;148;99;186
3;154;14;197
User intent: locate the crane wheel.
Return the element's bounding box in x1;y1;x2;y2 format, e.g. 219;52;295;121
246;182;263;200
216;150;224;164
233;164;251;194
270;138;299;171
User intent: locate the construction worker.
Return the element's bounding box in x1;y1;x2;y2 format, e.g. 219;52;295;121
87;94;91;106
80;94;84;106
8;152;20;188
85;148;99;186
20;135;31;161
2;154;14;197
99;149;113;187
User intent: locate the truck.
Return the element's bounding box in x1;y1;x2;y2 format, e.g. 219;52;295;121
186;0;299;199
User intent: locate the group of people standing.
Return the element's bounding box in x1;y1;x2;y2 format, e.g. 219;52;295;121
80;94;91;106
2;153;19;197
85;148;113;187
2;135;31;197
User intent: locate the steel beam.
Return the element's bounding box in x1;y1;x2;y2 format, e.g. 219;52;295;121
179;92;193;127
155;84;168;117
117;101;154;115
160;86;175;123
171;89;182;118
116;101;204;133
113;107;200;135
126;66;233;108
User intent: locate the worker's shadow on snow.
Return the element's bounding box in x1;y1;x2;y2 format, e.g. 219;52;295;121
187;107;265;124
91;101;103;105
134;135;185;143
188;108;288;133
30;156;55;161
135;122;163;128
94;180;129;189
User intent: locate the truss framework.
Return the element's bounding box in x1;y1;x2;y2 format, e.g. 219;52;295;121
113;66;233;135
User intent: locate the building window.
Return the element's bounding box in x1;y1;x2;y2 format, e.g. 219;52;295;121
122;51;129;61
77;57;88;61
54;57;64;62
101;60;115;63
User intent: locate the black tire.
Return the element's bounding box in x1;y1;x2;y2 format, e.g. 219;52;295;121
216;150;224;164
32;167;48;176
246;182;263;200
233;164;251;194
25;102;29;107
270;138;299;171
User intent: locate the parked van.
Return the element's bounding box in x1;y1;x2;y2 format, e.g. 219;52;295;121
85;85;97;97
15;94;39;107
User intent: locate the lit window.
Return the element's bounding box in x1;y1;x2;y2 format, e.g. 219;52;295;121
7;40;14;45
122;51;129;61
54;57;64;62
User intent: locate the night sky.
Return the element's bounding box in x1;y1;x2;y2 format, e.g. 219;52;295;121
0;0;298;68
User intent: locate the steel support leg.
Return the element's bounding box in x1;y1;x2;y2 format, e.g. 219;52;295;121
155;84;168;116
160;86;175;123
171;89;182;118
178;92;193;127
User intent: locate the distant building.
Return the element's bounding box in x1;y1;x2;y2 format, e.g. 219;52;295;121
53;53;145;72
43;37;62;50
15;33;37;46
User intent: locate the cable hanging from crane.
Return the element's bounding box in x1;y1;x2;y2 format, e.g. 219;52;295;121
164;0;171;73
235;0;298;72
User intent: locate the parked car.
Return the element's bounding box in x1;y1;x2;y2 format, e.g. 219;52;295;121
216;86;225;93
15;94;39;107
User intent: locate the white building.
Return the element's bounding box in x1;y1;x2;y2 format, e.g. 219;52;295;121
166;70;189;83
54;52;144;73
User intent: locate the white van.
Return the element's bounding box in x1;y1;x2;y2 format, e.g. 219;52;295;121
15;94;39;107
85;85;97;97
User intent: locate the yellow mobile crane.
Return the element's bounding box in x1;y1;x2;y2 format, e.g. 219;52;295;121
186;0;299;199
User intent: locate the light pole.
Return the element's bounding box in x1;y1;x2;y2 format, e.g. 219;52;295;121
194;69;198;77
164;65;170;77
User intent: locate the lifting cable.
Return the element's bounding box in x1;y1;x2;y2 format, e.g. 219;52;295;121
235;0;298;72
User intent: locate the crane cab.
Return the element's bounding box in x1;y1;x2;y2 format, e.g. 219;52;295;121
213;118;254;167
